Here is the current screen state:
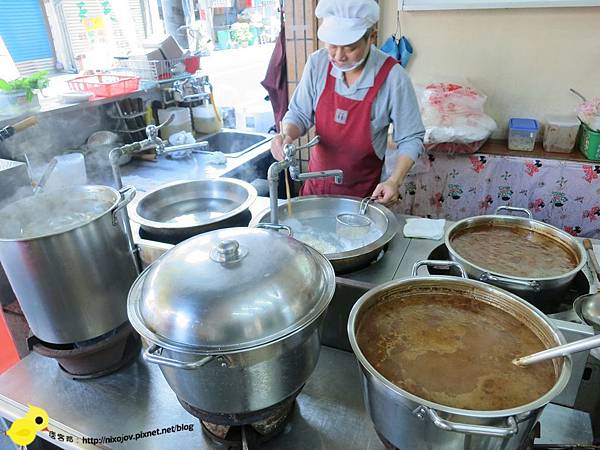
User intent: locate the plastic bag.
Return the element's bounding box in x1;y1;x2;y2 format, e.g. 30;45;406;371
576;97;600;131
166;131;196;159
418;83;497;153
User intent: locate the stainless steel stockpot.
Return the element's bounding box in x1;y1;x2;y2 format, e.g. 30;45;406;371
250;195;398;274
0;185;137;344
445;206;586;310
129;178;257;241
348;260;572;450
128;227;336;414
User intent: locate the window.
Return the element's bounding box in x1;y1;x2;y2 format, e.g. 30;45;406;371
400;0;600;10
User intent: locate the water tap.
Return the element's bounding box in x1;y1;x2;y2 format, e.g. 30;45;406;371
267;136;344;224
170;77;210;103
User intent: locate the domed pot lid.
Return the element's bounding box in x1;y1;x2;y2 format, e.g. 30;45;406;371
128;227;336;353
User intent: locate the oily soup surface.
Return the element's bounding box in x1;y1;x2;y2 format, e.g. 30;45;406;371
450;224;578;277
357;292;557;410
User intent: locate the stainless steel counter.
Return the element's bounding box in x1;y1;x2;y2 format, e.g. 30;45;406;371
119;140;272;194
0;347;593;450
0;86;158;128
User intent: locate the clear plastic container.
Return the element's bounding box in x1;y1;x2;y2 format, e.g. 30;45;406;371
44;153;87;190
192;104;221;134
158;107;193;140
543;115;580;153
508;118;539;152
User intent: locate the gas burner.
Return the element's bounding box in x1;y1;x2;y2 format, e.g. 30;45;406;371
179;391;298;450
28;322;140;379
426;244;590;315
137;210;253;245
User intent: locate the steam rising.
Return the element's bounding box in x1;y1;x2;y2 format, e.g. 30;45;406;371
0;187;115;240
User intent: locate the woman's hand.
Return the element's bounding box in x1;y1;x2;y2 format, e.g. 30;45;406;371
371;154;415;207
270;134;294;161
371;179;400;207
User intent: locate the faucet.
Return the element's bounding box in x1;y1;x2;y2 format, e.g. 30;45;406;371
109;114;209;190
169;76;211;103
108;113;211;274
267;135;344;225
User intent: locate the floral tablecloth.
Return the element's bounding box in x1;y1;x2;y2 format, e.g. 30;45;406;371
387;152;600;238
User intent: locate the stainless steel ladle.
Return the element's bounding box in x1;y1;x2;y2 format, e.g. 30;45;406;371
513;334;600;367
517;239;600;367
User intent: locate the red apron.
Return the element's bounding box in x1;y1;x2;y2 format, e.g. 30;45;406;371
301;57;397;197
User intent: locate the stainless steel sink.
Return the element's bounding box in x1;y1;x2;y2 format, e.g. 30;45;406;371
198;129;272;157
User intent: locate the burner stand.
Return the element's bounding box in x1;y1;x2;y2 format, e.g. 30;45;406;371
179;390;299;450
28;322;140;379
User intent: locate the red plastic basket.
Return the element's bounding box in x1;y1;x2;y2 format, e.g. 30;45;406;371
67;74;140;98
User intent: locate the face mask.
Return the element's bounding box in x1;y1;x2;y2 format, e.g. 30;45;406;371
330;41;370;73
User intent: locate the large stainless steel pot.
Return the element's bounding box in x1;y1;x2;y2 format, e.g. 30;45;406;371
348;260;572;450
129;178;257;241
445;206;587;311
0;185;138;344
128;227;336;414
250;195;398;274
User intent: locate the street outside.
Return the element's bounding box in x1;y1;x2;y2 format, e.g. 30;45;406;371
200;43;276;132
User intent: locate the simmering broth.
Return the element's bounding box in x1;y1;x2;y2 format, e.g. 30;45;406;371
357;292;557;411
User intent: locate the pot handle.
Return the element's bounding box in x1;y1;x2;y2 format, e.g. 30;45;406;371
412;260;468;279
255;223;293;237
112;185;137;226
414;406;518;438
479;272;541;292
495;206;533;219
143;344;215;370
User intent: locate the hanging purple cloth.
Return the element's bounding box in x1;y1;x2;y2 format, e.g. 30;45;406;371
261;9;288;132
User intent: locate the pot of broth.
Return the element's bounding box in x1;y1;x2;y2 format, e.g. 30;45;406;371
0;185;138;344
347;260;572;450
445;206;586;312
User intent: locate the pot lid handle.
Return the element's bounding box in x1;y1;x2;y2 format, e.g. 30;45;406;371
210;240;248;263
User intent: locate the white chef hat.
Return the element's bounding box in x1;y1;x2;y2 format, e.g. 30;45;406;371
316;0;380;46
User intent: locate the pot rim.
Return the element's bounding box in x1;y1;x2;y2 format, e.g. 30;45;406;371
0;184;121;242
129;178;257;232
127;244;336;355
444;214;587;282
347;275;573;418
249;195;399;261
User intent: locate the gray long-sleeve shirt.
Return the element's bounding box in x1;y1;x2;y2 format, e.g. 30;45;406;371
283;46;425;162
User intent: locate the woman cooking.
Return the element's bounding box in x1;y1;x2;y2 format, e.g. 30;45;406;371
271;0;425;207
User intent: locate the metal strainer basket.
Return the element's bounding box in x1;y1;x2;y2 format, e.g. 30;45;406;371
336;197;373;240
